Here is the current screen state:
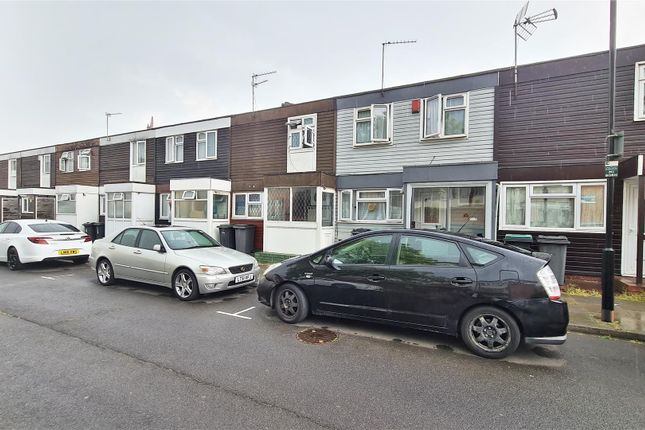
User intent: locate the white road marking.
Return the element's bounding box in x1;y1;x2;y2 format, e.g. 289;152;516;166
217;306;256;320
41;276;56;280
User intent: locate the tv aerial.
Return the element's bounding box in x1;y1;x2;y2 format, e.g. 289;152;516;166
251;70;277;112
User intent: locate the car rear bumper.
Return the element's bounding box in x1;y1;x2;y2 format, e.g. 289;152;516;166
524;334;567;345
21;245;92;263
196;267;261;294
512;298;569;340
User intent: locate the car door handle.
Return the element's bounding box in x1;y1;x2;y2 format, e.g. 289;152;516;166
367;274;386;282
451;277;474;286
108;245;115;250
133;250;142;255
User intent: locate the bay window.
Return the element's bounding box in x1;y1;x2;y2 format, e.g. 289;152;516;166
422;93;469;139
196;131;217;160
174;190;207;219
354;104;392;145
58;193;77;214
635;61;645;121
107;192;131;219
234;192;263;219
338;189;403;223
267;187;317;222
501;181;605;231
165;135;184;163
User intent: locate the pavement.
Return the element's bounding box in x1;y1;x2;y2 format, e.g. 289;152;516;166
565;295;645;342
0;261;644;429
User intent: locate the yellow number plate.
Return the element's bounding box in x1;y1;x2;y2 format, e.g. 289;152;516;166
58;249;80;256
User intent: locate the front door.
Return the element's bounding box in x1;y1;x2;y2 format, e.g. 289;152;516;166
309;234;394;320
621;180;644;276
385;233;477;330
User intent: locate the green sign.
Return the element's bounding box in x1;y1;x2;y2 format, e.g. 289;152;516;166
605;160;619;177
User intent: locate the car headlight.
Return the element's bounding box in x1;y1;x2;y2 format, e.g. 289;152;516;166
252;259;260;270
199;265;227;276
264;262;282;277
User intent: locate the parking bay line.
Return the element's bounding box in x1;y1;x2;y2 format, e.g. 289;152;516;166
216;306;255;320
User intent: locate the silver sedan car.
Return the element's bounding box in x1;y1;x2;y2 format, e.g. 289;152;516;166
90;226;260;300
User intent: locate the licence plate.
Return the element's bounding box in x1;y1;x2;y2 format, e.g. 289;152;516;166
58;249;80;256
234;273;254;284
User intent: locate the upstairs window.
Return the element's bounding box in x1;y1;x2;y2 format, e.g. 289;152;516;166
165;135;184;163
636;62;645;121
9;159;17;178
422;93;469;139
287;115;316;150
354;104;392;146
196;131;217;160
131;141;146;166
234;192;263;219
60;152;74;172
40;154;51;175
78;149;91;171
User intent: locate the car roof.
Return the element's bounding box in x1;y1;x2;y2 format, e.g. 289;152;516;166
6;219;70;226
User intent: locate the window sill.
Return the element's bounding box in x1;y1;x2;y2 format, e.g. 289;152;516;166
232;216;263;220
339;220;404;224
634;116;645;122
499;226;605;234
289;147;315;153
196;157;218;162
420;134;468;142
165;161;184;164
353;141;392;148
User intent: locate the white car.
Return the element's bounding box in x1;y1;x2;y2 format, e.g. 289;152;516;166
90;226;260;301
0;219;92;270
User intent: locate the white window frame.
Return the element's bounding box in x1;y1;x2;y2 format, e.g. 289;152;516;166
174;190;207;220
287;115;317;151
421;92;469;140
499;180;607;233
182;190;196;200
340;189;403;224
57;193;76;215
99;194;107;216
159;193;170;220
338;190;353;221
77;149;91;171
112;192;124;201
635;61;645;121
131;140;146;166
59;151;74;173
233;192;263;219
353;104;393;146
196;130;218;161
165;135;184;163
21;196;33;214
9;159;17;178
40;154;51;175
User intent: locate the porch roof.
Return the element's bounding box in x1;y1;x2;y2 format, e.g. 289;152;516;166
618;155;645;179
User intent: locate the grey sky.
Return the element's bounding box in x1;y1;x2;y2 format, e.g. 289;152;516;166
0;0;643;151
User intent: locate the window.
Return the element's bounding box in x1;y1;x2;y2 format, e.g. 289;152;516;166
267;187;317;222
196;131;217;160
212;194;229;220
9;159;17;189
107;192;132;219
57;193;76;214
165;135;184;163
138;230;162;251
322;192;334;227
0;223;6;234
500;181;606;231
159;193;170;220
464;245;500;266
233;192;263;219
21;196;34;214
78;149;91;171
161;229;219;250
115;228;140;247
354;104;392;145
99;194;107;216
174;190;207;219
41;154;51;175
396;235;462;266
422;93;469;139
287;115;316;150
131;141;146;166
29;223;79;233
329;235;393;265
3;222;22;234
635;61;645;121
59;152;74;172
340;189;403;223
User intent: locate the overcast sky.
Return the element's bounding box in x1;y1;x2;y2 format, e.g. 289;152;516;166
0;0;643;151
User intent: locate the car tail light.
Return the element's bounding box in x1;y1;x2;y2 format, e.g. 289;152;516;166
537;265;561;301
28;237;51;245
82;235;92;243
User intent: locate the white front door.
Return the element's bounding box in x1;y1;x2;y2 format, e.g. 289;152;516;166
621;179;642;276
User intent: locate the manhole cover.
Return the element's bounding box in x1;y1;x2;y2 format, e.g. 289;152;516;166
297;328;338;345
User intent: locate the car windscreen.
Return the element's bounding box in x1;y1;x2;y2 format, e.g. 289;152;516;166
161;230;220;250
29;223;80;233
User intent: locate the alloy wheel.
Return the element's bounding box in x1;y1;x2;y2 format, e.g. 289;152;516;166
467;314;511;353
174;272;193;299
98;261;112;284
278;289;299;317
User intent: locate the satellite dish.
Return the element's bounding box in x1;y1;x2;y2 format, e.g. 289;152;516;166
515;1;529;26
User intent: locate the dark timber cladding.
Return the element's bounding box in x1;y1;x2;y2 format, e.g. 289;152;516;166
99;142;129;185
230;98;336;189
55;138;100;187
0;160;7;189
495;44;645;276
155;128;230;183
18;155;40;188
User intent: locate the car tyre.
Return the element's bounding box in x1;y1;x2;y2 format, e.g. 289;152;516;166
274;283;309;324
172;269;200;301
96;258;115;286
73;256;89;265
7;248;24;271
460;306;521;359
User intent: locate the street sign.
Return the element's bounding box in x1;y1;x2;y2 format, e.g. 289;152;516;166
605;160;619;177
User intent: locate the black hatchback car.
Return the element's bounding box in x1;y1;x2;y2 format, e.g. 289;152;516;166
258;229;568;359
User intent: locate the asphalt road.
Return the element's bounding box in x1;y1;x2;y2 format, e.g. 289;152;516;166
0;261;643;429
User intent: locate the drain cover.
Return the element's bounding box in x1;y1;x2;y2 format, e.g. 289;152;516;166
297;328;338;345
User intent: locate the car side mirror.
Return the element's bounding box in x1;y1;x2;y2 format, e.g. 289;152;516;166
324;254;340;270
153;244;165;253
